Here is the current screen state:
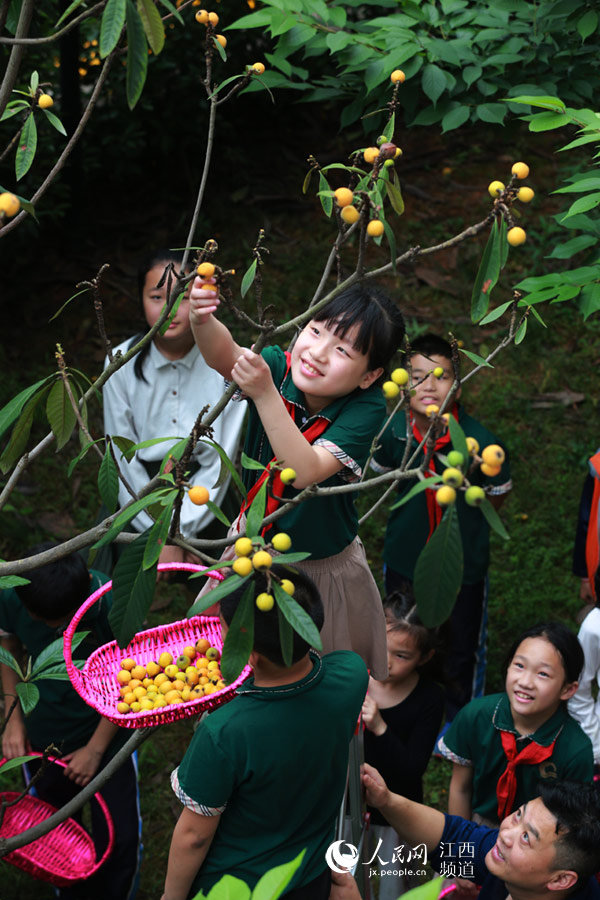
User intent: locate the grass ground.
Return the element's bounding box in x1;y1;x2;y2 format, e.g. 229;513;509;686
1;117;599;897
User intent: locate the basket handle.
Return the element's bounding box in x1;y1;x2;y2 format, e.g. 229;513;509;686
63;561;224;691
0;752;115;873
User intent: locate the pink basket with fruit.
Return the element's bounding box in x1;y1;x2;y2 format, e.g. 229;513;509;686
63;562;252;728
0;753;114;885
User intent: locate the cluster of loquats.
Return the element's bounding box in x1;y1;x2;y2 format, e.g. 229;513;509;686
194;8;227;47
382;363;448;401
231;529;296;612
487;162;534;247
115;639;224;714
433;441;506;509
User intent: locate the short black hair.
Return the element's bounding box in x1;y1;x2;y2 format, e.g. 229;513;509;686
133;248;187;382
410;333;459;375
383;589;448;681
15;542;90;621
220;566;324;667
503;621;584;684
538;780;600;884
313;282;405;376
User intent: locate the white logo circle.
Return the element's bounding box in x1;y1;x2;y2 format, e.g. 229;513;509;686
325;840;359;874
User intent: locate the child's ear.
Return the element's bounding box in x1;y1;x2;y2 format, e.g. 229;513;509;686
559;679;578;702
360;367;384;390
419;649;435;667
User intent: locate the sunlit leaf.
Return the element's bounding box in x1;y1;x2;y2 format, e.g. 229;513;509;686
251;850;306;900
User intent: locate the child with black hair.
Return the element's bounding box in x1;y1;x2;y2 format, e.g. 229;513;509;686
162;566;368;900
190;279;405;678
0;543;141;900
372;333;511;718
437;621;594;828
102;249;246;569
362;591;445;898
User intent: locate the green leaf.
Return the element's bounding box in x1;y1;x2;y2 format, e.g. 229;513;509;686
0;402;35;474
269;552;311;565
463;65;482;88
241;453;266;473
390;475;442;510
514;318;527;344
318;172;333;218
383;174;404;216
31;632;88;676
476;103;506;124
43;110;67;136
188;573;251;616
0;378;50;439
0;754;39;775
448;417;469;466
137;0;165;54
479;300;513;325
273;582;322;651
92;490;172;549
15;113;37;181
554;178;600;194
143;494;177;569
100;0;127;57
241;259;258;299
45;379;77;450
200;439;247;500
480;497;510;540
112;435;136;459
471;220;502;322
577;10;598;41
382;112;396;143
205;874;251;900
251;849;306;900
0;575;30;590
245;481;267;538
441;105;470;132
546;235;597;259
277;605;294;667
528;111;571;132
508;95;566;112
156;0;184;25
56;0;88;27
560;192;600;220
212;34;227;61
459;348;494;368
578;282;600;320
221;583;254;684
17;681;40;715
126;0;148;109
422;63;446;105
414;505;463;627
302;167;314;195
98;444;120;512
109;534;157;647
205;500;231;528
0;644;24;676
396;878;444;900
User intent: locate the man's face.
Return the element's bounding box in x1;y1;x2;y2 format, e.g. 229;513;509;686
485;799;572;893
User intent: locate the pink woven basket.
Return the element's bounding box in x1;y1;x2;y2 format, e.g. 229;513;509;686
0;753;114;886
63;562;252;727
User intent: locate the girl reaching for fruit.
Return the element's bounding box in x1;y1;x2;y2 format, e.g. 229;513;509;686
362;590;446;898
102;249;246;573
189;277;405;678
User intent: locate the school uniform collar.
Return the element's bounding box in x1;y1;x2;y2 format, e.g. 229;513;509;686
235;650;324;699
149;341;199;371
492;693;567;746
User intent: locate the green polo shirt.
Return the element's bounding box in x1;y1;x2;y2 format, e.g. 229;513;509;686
439;692;594;823
373;407;511;584
242;345;386;558
0;571;127;756
173;650;368;894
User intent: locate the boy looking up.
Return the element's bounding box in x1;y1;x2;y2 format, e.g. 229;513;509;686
162;566;368;900
372;334;511;721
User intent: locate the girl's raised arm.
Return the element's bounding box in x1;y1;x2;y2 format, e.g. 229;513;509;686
189;277;244;379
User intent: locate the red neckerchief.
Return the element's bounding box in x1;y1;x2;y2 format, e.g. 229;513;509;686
496;730;557;820
411;403;459;540
238;352;329;537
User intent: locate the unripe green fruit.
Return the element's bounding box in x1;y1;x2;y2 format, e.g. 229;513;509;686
442;467;464;488
465;485;486;507
446;450;465;468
